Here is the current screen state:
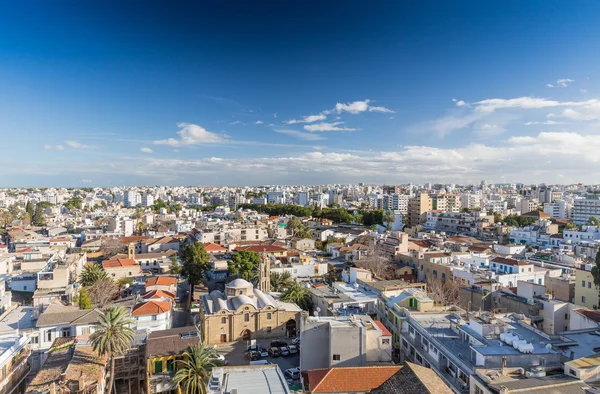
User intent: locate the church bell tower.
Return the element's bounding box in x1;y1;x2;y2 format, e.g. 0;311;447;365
259;251;271;293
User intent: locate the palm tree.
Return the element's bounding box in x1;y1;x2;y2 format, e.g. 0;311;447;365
270;271;291;292
90;306;135;394
383;210;395;230
281;281;312;312
79;263;109;286
172;344;223;394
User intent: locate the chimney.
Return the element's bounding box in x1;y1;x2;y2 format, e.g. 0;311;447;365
501;356;507;375
499;385;509;394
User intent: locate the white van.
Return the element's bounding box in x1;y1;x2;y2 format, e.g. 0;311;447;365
249;360;270;365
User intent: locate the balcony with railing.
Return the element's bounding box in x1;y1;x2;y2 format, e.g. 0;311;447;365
149;372;175;393
0;347;31;394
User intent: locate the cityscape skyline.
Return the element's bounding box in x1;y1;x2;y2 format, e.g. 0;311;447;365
3;2;600;186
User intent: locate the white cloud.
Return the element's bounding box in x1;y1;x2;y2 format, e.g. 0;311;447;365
473;97;598;113
44;145;65;151
524;120;563;125
286;114;327;124
455;100;466;107
334;99;371;114
273;128;326;140
389;116;395;120
304;122;357;132
65;140;97;149
581;89;588;94
368;106;395;113
255;120;264;125
229;121;242;125
153;123;227;147
273;113;277;118
81;179;92;183
140;147;153;153
547;100;600;120
547;78;574;88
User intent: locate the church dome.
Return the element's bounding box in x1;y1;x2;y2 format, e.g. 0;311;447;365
226;278;253;289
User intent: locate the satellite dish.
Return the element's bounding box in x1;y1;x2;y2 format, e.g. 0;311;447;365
316;307;321;313
124;283;130;289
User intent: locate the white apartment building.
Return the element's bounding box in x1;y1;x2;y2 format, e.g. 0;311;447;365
124;190;140;208
382;194;409;214
460;193;481;210
573;197;600;225
142;193;155;207
297;191;309;207
543;200;570;219
266;191;285;204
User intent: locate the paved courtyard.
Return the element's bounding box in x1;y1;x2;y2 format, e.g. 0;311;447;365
214;337;300;381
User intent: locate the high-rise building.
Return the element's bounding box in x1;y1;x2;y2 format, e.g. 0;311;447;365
124;190;139;208
573;196;600;225
407;192;432;227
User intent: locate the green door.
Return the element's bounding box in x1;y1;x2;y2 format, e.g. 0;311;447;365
154;360;163;373
166;359;174;372
409;298;414;308
414;299;418;309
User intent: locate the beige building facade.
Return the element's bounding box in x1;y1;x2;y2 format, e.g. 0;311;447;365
201;278;302;345
575;268;599;309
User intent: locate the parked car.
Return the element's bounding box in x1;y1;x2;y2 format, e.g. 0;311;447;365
287;345;298;354
271;340;287;348
258;347;269;358
210;353;227;364
269;347;281;357
279;346;289;356
285;368;300;380
246;351;260;361
291;338;300;346
247;345;259;352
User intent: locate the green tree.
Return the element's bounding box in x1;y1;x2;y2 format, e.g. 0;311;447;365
32;204;46;226
228;251;260;281
172;344;223;394
79;263;109;286
25;201;34;219
383;210;395;230
592;251;600;307
78;289;92;309
588;216;600;226
181;242;211;306
90;306;135;394
286;216;303;236
169;255;182;275
270;271;291;292
281;281;312;312
117;277;133;288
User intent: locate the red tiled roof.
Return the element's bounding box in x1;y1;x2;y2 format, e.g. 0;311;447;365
235;244;287;253
119;236;150;244
203;242;227;252
131;300;171;316
308;366;401;393
373;320;392;336
145;276;178;287
491;257;530;266
102;258;138;269
141;289;176;301
575;309;600;323
49;237;70;242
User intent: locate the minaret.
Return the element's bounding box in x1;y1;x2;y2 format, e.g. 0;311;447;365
259;251;271;293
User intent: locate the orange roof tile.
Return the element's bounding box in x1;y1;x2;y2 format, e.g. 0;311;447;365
203;242;227;252
235;244;287;253
308;366;401;393
131;300;171;316
141;289;176;301
49;237;70;242
145;276;178;287
102;258;138;269
373;320;392;336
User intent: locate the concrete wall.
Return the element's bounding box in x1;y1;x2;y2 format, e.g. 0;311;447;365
545;275;574;302
300;317;330;371
330;325;365;368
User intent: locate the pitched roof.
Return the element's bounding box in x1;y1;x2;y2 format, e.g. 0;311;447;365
574;308;600;323
102;258;138;269
141;289;176;301
235;244;287;253
145;276;178;287
307;366;401;393
146;326;201;357
491;256;529;266
522;210;550;219
373;320;392;336
204;242;227;252
371;362;453;394
131;300;171;316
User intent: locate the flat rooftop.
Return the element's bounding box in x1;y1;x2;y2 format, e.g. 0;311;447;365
332;282;379;304
210;365;290;394
0;306;39;333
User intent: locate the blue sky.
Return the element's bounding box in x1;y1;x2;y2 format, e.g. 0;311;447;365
2;1;600;186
